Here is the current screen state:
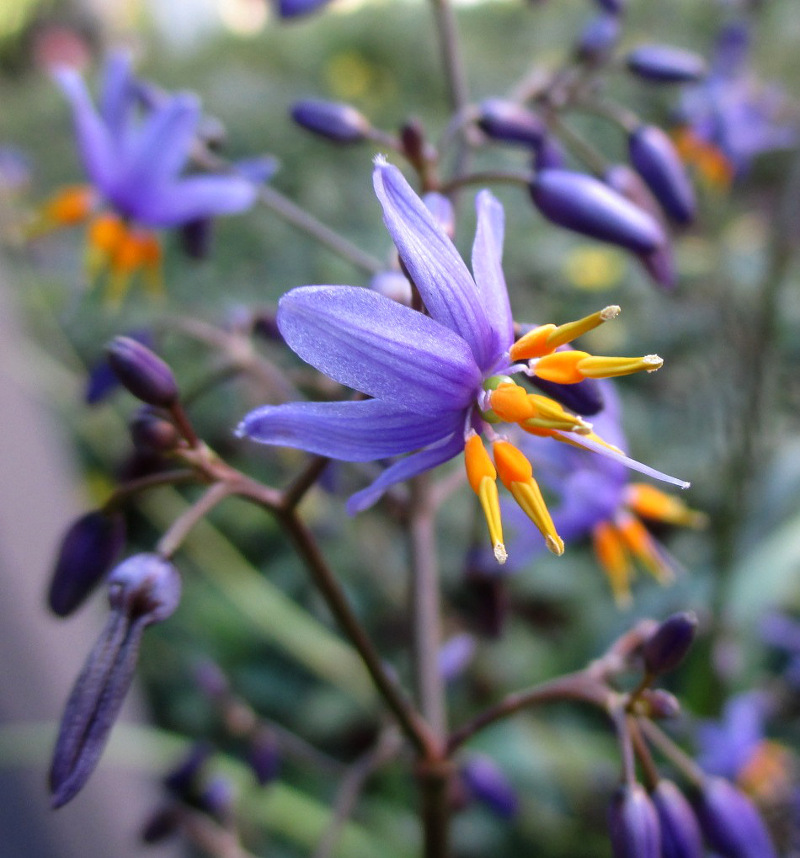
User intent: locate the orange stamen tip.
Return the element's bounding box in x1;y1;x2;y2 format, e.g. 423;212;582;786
489;383;537;423
492;440;533;489
465;433;496;493
625;483;707;528
532;350;590;385
509;324;557;361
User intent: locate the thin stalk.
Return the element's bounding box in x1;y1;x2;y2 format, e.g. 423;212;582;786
157;481;236;558
102;469;199;513
638;719;705;787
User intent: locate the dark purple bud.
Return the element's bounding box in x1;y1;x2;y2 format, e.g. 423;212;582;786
48;511;126;616
639;243;677;291
423;192;455;238
400;119;435;171
438;633;476;682
49;555;181;807
642;611;698;675
85;329;154;405
530;374;605;416
533;135;567;171
693;777;778;858
140;806;181;844
604;163;664;223
608;783;662;858
198;776;234;821
626;45;707;84
637;689;681;720
477;99;546;148
651;780;703;858
629;126;696;225
163;743;211;797
107;553;182;624
179;217;214;260
530;169;666;253
577;13;621;63
290;99;371;143
594;0;625;12
248;729;281;786
106;336;179;408
277;0;334;18
460;755;519;818
130;407;180;453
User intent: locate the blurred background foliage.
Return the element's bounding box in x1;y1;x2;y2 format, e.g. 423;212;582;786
1;0;800;855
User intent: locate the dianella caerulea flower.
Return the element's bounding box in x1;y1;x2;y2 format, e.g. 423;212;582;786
240;158;685;564
33;53;256;301
501;383;704;603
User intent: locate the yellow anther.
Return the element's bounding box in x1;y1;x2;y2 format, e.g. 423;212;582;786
465;434;506;564
492;440;564;556
625;483;708;528
489;383;538;423
509;307;620;361
522;395;592;434
616;512;674;584
575;354;663;378
592;521;633;608
509;323;557;361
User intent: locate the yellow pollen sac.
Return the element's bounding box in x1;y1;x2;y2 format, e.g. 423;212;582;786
522;395;591;434
509;307;620;361
464;434;506;564
592;521;633;607
492;440;564;556
489;383;538;423
624;483;708;528
616;513;674;584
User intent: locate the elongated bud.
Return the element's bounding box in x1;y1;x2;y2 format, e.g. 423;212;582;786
460;755;519;818
180;217;214;260
651;780;704;858
277;0;334;19
400;119;436;172
290;99;371;143
594;0;625;11
48;511;126;616
577;13;621;63
626;45;706;84
530;375;605;416
164;743;212;797
533;135;567;171
642;611;698;675
693;777;778;858
629;126;696;225
530;170;666;254
130;406;180;453
248;729;281;786
635;689;681;720
608;783;662;858
438;632;476;682
106;336;179;408
477;99;545;148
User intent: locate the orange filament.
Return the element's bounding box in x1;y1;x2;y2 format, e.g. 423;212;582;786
625;483;707;528
464;433;506;563
493;440;563;555
592;521;633;607
616;513;673;584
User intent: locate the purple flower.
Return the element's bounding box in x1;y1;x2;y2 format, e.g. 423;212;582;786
696;691;769;782
40;53;256;299
239;158;685;563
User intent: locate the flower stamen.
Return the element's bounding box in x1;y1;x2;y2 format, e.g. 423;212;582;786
509;306;621;361
465;433;507;564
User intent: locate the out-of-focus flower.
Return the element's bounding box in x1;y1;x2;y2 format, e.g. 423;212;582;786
275;0;335;19
674;22;796;186
31;53;256;302
608;783;662;858
502;382;704;604
239;158;684;564
625;45;707;84
761;611;800;687
459;754;519;818
696;691;791;803
650;780;704;858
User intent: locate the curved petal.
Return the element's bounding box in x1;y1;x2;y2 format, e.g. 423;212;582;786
53;68;116;191
100;51;134;136
123;174;256;226
278;286;482;414
372;159;493;369
123;93;200;189
238;399;462;461
347;430;466;513
472;190;514;361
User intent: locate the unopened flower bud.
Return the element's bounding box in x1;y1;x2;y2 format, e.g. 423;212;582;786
629;126;696;225
477;99;546;148
438;633;476;682
530;373;605;416
642;611;698;676
530;170;666;253
594;0;625;12
107;553;182;624
248;729;281;786
460;754;518;818
199;776;234;821
290;99;371;143
626;45;707;84
693;777;778;858
164;743;211;797
48;511;126;616
637;689;681;720
533;135;567;171
423;192;455;238
577;13;621;62
106;336;179;408
179;217;214;260
400;119;435;171
140;806;181;844
608;783;662;858
651;780;703;858
369;270;413;305
277;0;333;19
130;407;180;453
